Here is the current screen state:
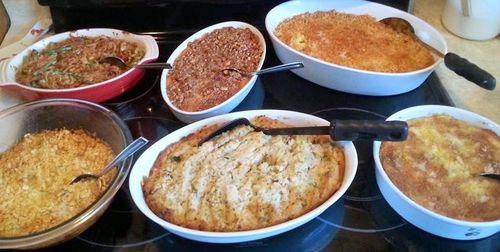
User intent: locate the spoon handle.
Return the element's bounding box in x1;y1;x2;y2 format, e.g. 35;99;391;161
255;62;304;75
444;53;496;90
135;63;172;69
96;137;149;177
479;172;500;181
331;120;408;141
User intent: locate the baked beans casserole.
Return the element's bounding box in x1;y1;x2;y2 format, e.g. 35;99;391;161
380;115;500;222
274;11;434;73
16;36;145;89
0;129;116;237
143;116;345;232
167;27;263;112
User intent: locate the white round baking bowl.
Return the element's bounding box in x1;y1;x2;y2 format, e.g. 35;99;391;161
373;105;500;240
129;109;358;243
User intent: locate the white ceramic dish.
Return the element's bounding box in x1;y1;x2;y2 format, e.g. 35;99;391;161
129;110;358;243
160;21;266;123
0;28;159;102
373;105;500;240
265;0;447;96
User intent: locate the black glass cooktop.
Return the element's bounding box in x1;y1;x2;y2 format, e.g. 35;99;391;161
38;0;499;251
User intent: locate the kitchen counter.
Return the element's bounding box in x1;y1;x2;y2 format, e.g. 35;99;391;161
0;0;498;123
415;0;499;123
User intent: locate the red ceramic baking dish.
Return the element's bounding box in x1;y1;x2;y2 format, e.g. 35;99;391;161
0;28;158;102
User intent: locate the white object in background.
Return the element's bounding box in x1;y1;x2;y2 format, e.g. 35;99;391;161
0;18;52;60
442;0;500;40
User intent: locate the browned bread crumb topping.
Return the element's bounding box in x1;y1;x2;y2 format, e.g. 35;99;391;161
143;116;345;231
274;11;434;73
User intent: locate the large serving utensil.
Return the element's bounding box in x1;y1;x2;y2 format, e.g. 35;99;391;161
198;117;408;146
101;56;303;76
380;17;495;90
70;137;149;184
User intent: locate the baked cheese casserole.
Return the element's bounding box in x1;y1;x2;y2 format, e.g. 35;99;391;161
143;116;345;231
0;129;116;237
380;115;500;222
274;11;434;73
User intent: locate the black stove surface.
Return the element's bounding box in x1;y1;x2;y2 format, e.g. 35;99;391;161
38;1;500;251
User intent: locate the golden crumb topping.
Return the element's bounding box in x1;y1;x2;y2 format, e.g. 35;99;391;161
380;115;500;221
0;129;116;237
143;116;345;231
274;11;434;73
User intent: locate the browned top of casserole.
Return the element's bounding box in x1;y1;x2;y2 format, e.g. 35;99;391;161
380;115;500;222
142;116;345;231
15;35;145;89
274;11;434;73
0;129;116;237
166;27;263;112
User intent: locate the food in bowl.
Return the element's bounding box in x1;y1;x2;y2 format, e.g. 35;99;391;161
380;115;500;222
15;36;145;89
0;128;116;237
274;10;433;73
166;27;263;112
142;116;345;232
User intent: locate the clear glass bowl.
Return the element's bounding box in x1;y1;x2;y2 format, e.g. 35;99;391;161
0;98;133;249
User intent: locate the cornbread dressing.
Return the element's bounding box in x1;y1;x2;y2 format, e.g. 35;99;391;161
380;115;500;222
274;11;434;73
143;116;345;231
0;129;116;237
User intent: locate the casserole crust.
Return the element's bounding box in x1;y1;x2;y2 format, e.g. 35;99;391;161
274;11;434;73
380;115;500;221
0;129;116;237
143;116;345;231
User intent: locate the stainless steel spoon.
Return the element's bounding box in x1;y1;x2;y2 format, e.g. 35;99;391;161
198;117;408;146
70;137;149;184
101;56;303;75
380;17;495;90
99;56;172;69
221;62;304;76
479;172;500;181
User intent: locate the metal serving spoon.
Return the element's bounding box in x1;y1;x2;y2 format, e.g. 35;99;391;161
70;137;149;184
479;172;500;181
99;56;172;69
221;62;304;76
198;118;408;146
379;17;496;90
101;56;303;75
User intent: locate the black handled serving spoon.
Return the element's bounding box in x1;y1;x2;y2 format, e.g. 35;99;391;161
380;17;496;90
198;118;408;146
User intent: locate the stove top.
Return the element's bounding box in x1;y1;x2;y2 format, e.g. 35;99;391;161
38;0;499;251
